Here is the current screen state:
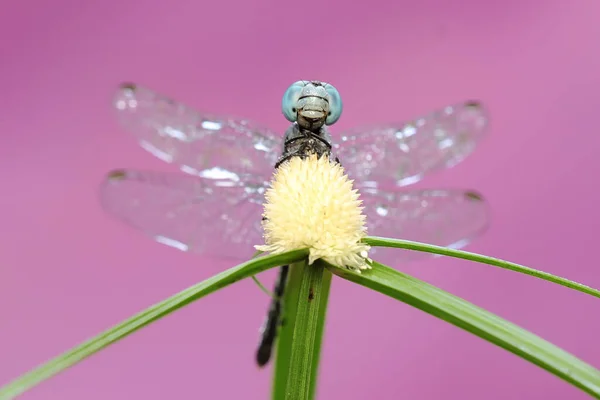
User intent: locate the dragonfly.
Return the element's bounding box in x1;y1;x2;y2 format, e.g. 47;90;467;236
100;80;490;367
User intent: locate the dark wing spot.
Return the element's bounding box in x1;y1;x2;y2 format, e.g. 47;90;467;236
465;191;483;201
107;169;128;181
464;100;481;109
119;82;137;91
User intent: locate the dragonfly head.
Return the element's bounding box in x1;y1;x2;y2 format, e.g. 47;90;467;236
282;80;343;129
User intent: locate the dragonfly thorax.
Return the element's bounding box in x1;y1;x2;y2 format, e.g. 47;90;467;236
274;123;337;169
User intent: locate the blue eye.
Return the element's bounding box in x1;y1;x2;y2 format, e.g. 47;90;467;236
325;84;342;125
281;81;305;122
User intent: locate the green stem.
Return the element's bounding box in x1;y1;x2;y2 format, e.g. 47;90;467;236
272;262;304;397
271;260;332;400
308;264;332;400
363;236;600;299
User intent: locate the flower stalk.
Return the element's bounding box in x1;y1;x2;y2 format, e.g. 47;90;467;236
271;260;332;400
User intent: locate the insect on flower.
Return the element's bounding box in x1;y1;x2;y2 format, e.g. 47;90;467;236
100;80;491;367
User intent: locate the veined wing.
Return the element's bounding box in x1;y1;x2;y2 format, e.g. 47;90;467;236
100;168;268;260
360;188;490;264
335;101;488;188
113;83;282;180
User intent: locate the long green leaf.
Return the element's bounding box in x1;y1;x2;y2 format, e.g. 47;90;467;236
0;249;309;400
327;261;600;398
364;236;600;299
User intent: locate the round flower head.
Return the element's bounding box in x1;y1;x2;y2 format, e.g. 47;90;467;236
255;153;371;272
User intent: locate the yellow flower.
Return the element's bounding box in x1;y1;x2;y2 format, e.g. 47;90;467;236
255;153;371;272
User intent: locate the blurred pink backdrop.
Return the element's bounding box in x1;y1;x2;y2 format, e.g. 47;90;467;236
2;1;600;399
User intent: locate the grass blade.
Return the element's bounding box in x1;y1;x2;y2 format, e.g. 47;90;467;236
364;236;600;299
327;261;600;398
0;249;309;400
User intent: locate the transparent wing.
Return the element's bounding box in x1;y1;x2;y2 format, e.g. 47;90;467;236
100;168;268;261
113;83;282;179
335;101;488;187
360;188;490;265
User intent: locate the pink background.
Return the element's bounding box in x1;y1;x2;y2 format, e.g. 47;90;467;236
2;1;600;399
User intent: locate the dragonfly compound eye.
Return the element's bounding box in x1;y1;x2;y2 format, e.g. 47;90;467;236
281;81;306;122
324;84;343;125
